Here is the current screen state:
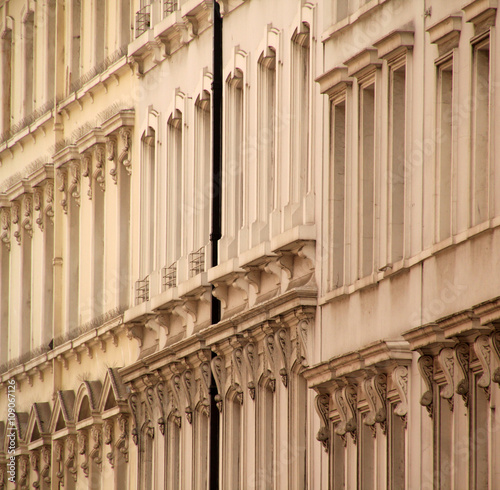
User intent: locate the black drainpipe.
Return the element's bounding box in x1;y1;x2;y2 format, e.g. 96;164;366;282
209;1;222;488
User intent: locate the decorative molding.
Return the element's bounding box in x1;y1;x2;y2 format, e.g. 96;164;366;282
56;169;68;213
211;355;225;412
54;440;64;486
30;450;40;489
65;435;78;482
418;355;434;417
115;414;129;462
392;365;409;426
103;419;114;468
78;430;89;477
128;393;140;446
89;425;102;467
94;144;106;192
119;127;132;175
314;394;330;452
0;208;10;250
11;201;21;244
363;374;387;435
107;136;118;183
243;342;258;400
40;445;51;484
81;152;93;199
454;342;470;406
491;330;500;385
334;384;357;444
438;348;455;411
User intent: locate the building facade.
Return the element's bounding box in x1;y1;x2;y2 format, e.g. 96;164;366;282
0;0;499;488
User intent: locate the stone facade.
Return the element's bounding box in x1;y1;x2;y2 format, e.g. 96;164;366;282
0;0;499;488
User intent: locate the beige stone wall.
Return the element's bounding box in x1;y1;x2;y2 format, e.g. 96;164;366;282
0;0;499;488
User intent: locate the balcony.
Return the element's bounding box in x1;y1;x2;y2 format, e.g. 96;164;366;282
135;276;150;304
135;5;151;38
162;263;177;290
164;0;179;16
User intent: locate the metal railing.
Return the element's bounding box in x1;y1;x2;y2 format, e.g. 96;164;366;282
164;0;179;16
136;276;150;304
189;247;205;277
135;4;151;38
162;263;177;290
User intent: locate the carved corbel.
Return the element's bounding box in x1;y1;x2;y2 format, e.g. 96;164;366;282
68;162;80;205
65;435;78;481
170;375;183;428
244;268;261;294
11;201;21;244
81;153;93;199
418;355;434;417
295;315;311;368
119;127;132;175
45;181;54;223
334;384;357;444
185;14;199;38
277;252;294;280
34;188;44;230
101;419;114;468
30;450;40;489
363;373;387;435
128;393;140;446
181;370;195;423
314;393;330;452
199;362;211;416
107;136;118;184
56;168;68;213
454;342;469;407
20;194;33;238
89;425;102;467
18;454;29;489
115;414;129;462
491;331;500;385
437;348;455;411
211;355;226;411
297;241;316;271
262;258;282;285
0;208;11;250
243;342;258;400
392;365;409;427
276;328;291;388
40;445;51;484
173;300;197;327
264;331;278;391
212;282;228;309
231;348;245;404
474;335;491;397
126;324;144;348
54;440;64;486
156;381;167;434
149;38;168;63
94;144;106;192
78;431;89;477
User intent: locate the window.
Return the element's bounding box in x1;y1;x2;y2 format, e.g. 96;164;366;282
388;62;406;263
290;28;310;206
225;72;244;239
23;10;35;118
141;128;156;277
119;0;132;47
359;81;375;278
45;0;56;103
436;58;453;241
471;36;490;226
0;23;12;135
167;111;183;267
193;93;211;261
70;0;82;89
329;97;346;289
94;0;106;65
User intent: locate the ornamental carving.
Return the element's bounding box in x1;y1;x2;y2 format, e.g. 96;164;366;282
438;348;455;411
30;450;40;489
65;435;78;482
363;374;387;435
418;355;434;417
211;356;225;412
115;414;129;463
0;208;10;250
181;370;195;423
156;382;167;434
45;181;54;223
94;144;106;192
68;162;81;206
40;445;51;484
128;393;140;446
454;342;469;406
56;169;68;213
78;431;89;477
11;201;21;244
54;440;65;486
334;384;357;444
34;188;44;230
243;342;258;400
491;331;500;385
314;394;330;452
81;152;93;199
119;127;132;175
18;454;29;489
103;419;115;468
90;425;102;467
392;365;409;425
231;349;244;405
276;328;290;388
107;136;118;183
199;362;211;416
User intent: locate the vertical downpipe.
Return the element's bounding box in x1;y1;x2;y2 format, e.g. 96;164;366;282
209;1;223;488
